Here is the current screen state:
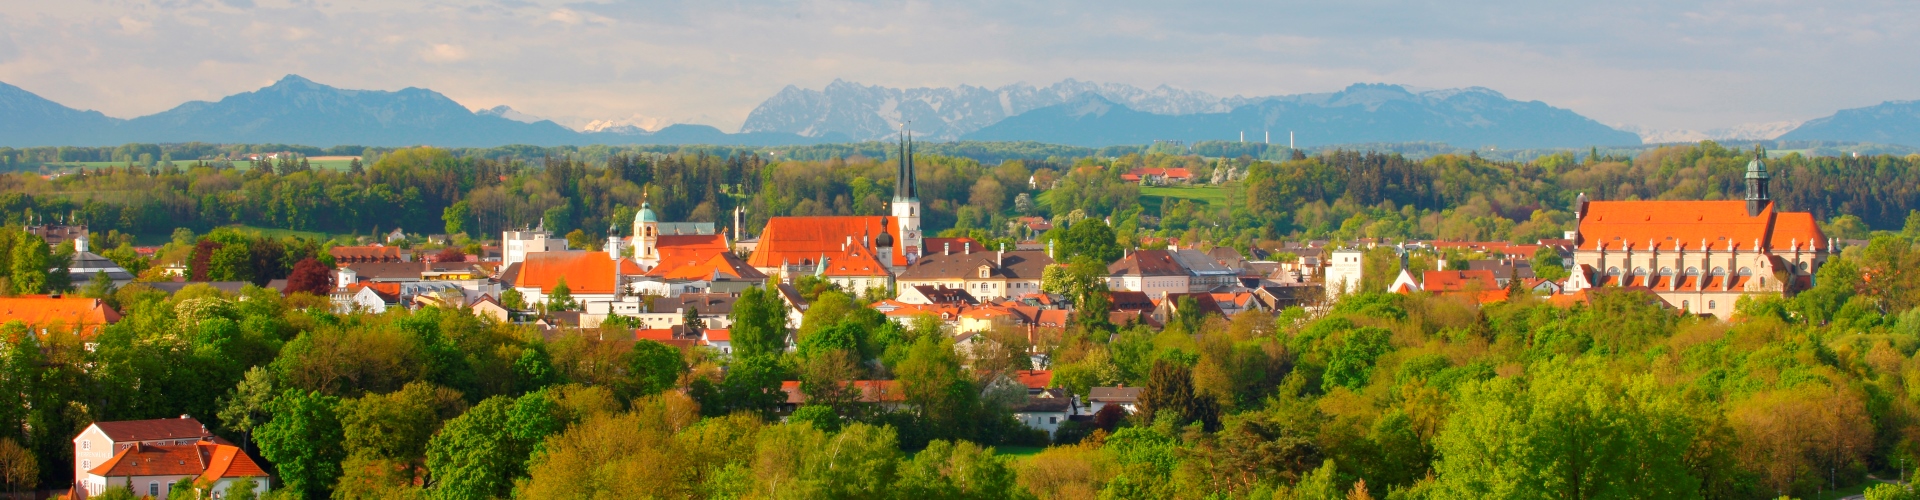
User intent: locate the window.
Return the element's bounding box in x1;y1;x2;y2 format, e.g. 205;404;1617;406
81;460;88;471
1708;300;1717;310
150;483;160;497
81;440;89;450
1681;300;1690;310
1049;416;1058;424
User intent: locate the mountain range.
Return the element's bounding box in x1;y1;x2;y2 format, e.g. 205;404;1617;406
958;84;1642;149
2;75;1919;150
0;76;836;148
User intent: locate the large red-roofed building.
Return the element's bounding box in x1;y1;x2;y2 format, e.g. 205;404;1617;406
1563;158;1829;319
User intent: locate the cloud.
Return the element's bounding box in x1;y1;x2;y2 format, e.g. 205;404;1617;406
422;44;469;63
0;1;1916;132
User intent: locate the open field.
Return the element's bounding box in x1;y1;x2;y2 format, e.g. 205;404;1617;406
1140;184;1226;213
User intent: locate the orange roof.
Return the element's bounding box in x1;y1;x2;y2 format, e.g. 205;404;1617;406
1421;270;1499;292
346;283;402;302
90;442;211;477
635;329;676;342
1015;370;1052;389
780;380;904;404
702;329;731;342
1577;201;1826;252
654;252;768;282
515;251;644;294
871;300;968;320
748;216;906;269
1547;290;1592;307
197;443;268;482
0;295;120;338
645;236;734;278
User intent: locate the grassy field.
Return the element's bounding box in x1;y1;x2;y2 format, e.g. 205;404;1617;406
1140;184;1227;213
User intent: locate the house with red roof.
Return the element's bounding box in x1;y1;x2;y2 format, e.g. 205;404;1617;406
511;250;645;309
80;441;269;499
747;216;902;292
72;416;240;499
1563;158;1828;319
0;295;121;339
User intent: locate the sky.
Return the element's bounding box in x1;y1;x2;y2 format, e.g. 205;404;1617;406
0;0;1915;134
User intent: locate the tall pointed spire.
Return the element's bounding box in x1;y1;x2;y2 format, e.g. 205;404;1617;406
895;124;918;201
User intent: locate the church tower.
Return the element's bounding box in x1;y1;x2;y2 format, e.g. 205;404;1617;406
892;127;923;264
1745;156;1771;217
633;194;660;268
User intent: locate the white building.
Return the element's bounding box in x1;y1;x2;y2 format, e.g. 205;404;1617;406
1324;249;1366;301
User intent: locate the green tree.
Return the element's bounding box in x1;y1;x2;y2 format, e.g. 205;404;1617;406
442;200;471;236
1056;218;1123;264
729;286;790;359
548;278;576;311
255;390;346;499
894;439;1026;500
338;382;463;462
9;232;47;295
624;339;685;398
1322;327;1392;391
1432;362;1699;499
499;288;527;311
0;438;38;497
1138;359;1220;430
1532;245;1569;283
426;396;527;500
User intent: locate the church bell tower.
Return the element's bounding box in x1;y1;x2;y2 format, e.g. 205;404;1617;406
1745;156;1771;217
892;126;923;264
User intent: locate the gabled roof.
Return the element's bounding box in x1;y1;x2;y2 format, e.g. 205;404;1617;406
197;443;268;482
653;251;768;282
1173;249;1236;276
0;295;121;337
515;251;644;294
1577;200;1827;252
88;416;212;443
779;380;904;404
1108;250;1187;277
910;286;979;305
1014;370;1052;390
1106;291;1155;311
748;216;906;269
1089;386;1142;402
346;283;401;303
898;250;1052;280
1421;270;1500;292
89;442;212;477
329;245;406;262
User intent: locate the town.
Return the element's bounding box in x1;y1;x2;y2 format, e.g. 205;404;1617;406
0;131;1876;499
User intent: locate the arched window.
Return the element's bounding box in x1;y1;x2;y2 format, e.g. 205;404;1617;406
1633;267;1646;276
1737;267;1752;276
1659;267;1674;276
1685;267;1700;276
1711;267;1726;276
1607;266;1620;276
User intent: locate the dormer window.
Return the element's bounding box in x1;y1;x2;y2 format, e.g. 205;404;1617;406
979;266;992;279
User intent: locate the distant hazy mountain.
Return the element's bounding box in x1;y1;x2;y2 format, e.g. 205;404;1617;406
1618;121;1801;144
0;76;829;148
0;81;122;146
740;79;1234;141
963;84;1641;149
1777;100;1920;147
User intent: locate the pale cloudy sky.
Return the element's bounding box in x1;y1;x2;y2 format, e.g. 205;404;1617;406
0;0;1914;133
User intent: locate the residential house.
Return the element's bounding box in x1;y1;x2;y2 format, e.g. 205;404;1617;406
1013;397;1075;438
1323;249;1365;301
1107;250;1190;299
897;246;1051;302
71;416;221;499
636;251;767;297
0;295;122;338
1088;386;1142;415
80;442;269;500
1173;249;1240;293
778;380;908;414
27;223;88;248
328;245;407;264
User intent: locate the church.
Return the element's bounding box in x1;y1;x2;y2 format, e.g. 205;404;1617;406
1563;157;1831;319
747;129;926;292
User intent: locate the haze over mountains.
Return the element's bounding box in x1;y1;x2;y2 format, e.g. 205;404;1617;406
1;76;1918;150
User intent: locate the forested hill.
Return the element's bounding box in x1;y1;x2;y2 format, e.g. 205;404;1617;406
1778;99;1920;148
963;85;1644;149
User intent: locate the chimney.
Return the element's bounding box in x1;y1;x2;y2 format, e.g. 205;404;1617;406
945;242;951;256
997;243;1005;268
75;235;88;253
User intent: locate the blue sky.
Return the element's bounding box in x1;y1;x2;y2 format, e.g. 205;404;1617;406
0;0;1913;133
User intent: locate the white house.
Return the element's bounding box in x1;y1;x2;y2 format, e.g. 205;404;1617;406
72;416;217;499
1324;249;1366;301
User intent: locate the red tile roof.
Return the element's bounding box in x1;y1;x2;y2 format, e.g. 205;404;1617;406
1014;370;1052;389
515;251;644;294
748;216;906;269
90;417;212;443
197;443;268;482
1421;270;1500;292
653;252;768;282
780;380;904;404
329;245;406;263
0;295;120;338
1577;201;1826;252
